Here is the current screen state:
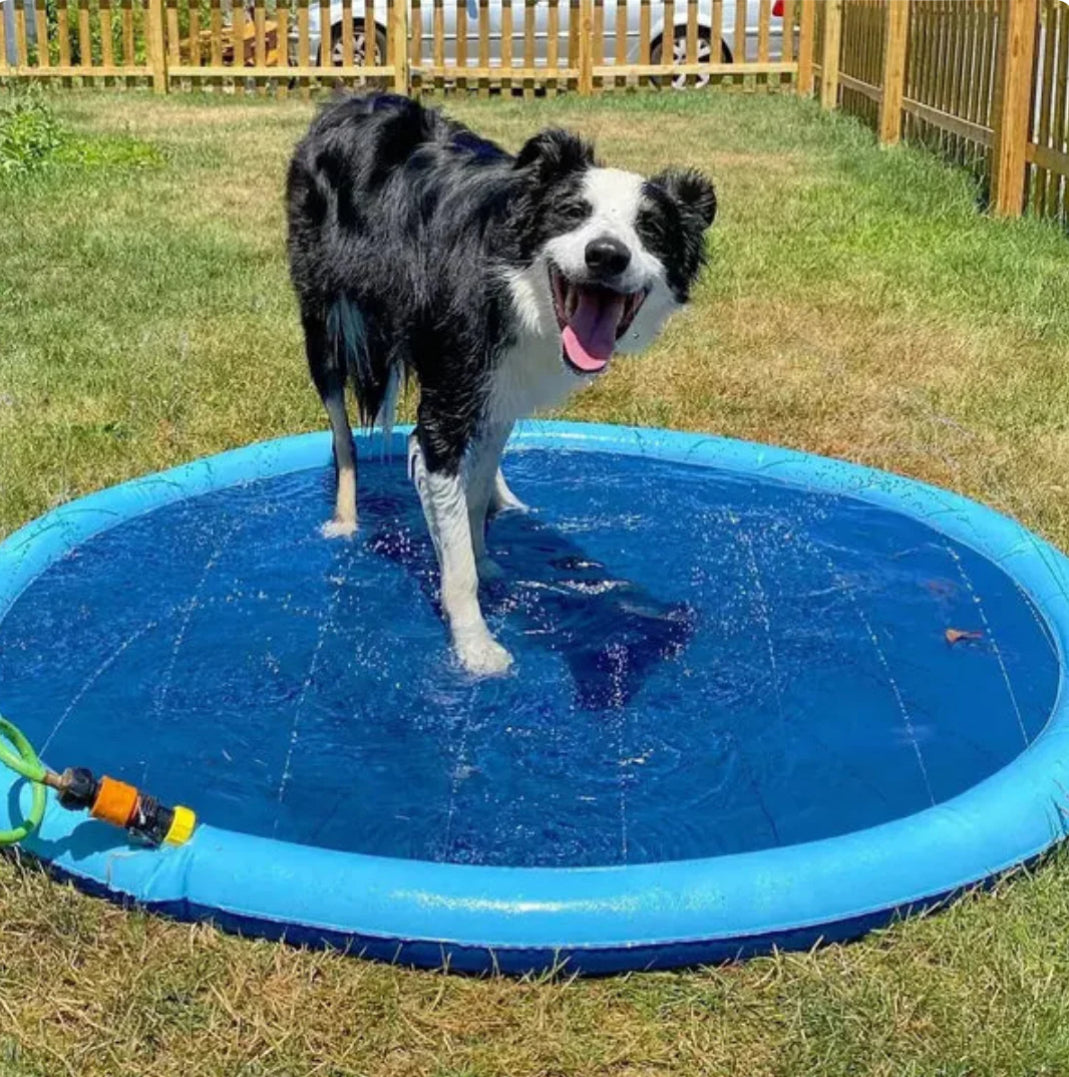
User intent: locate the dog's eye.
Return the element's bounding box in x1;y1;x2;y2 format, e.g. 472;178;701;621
557;198;591;229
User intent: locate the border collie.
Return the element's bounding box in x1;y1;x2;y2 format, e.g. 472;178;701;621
286;93;715;676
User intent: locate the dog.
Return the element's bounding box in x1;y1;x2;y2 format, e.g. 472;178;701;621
286;93;715;676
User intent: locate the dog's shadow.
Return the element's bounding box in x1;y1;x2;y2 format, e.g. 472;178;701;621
364;497;696;710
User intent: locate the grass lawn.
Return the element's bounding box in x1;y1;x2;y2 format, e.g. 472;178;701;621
3;86;1069;1076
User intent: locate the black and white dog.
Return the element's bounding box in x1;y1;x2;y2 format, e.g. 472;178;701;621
286;93;715;676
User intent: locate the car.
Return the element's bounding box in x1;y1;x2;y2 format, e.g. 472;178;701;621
1;0;38;67
294;0;784;90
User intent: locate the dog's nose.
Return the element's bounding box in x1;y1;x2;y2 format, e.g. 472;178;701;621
585;236;632;278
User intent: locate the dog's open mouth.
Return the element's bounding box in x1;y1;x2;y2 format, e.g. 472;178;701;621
550;266;647;375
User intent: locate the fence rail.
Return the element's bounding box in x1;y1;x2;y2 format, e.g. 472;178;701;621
0;0;799;94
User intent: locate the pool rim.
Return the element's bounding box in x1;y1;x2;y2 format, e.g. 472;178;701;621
2;419;1067;974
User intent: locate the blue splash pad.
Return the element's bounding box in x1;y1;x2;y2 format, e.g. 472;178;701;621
1;422;1068;974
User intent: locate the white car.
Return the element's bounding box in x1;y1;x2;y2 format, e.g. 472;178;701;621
297;0;784;89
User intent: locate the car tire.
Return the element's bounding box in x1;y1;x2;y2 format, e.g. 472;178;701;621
324;21;388;68
650;30;729;90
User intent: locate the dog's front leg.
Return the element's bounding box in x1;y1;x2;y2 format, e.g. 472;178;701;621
409;433;513;677
466;424;515;582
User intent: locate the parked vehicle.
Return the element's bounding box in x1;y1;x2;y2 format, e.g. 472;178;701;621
294;0;784;89
1;0;38;67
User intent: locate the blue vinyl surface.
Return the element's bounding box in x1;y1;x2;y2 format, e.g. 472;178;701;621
2;422;1068;973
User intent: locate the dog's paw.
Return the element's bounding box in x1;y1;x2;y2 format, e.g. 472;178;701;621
491;494;528;517
476;556;505;583
490;471;529;516
455;633;513;677
320;517;358;540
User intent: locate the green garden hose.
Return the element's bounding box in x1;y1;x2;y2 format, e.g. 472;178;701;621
0;711;196;847
0;715;48;846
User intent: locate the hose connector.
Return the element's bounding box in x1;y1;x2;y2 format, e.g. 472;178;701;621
49;768;196;846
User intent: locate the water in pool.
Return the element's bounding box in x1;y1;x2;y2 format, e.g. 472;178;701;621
0;449;1057;866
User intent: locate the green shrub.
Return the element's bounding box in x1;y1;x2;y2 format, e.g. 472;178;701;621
0;87;65;175
0;86;164;177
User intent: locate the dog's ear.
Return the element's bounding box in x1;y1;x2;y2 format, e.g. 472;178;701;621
650;168;717;228
515;128;595;180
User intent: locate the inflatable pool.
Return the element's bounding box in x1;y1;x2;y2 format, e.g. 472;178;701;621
1;421;1066;973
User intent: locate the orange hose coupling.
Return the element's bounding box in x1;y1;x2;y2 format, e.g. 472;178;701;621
50;767;196;846
91;776;140;828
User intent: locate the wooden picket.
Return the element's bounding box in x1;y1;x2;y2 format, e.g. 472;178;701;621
797;0;815;94
810;0;824;98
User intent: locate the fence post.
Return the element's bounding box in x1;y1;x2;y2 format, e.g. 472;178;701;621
878;0;908;144
146;0;168;94
392;0;410;93
819;0;841;110
578;0;593;95
990;0;1038;216
797;0;815;96
0;0;9;74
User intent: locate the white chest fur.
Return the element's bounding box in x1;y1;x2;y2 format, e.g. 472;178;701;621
496;259;595;425
487;331;591;424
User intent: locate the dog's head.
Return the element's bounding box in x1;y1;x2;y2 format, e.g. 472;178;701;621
510;129;716;375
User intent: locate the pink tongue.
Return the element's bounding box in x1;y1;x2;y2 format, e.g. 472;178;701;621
562;289;625;373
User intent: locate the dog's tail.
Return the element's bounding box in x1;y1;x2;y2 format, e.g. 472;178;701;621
325;294;400;435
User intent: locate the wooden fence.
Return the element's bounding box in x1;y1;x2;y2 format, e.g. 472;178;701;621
1;0;1064;221
0;0;798;95
815;0;1069;221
